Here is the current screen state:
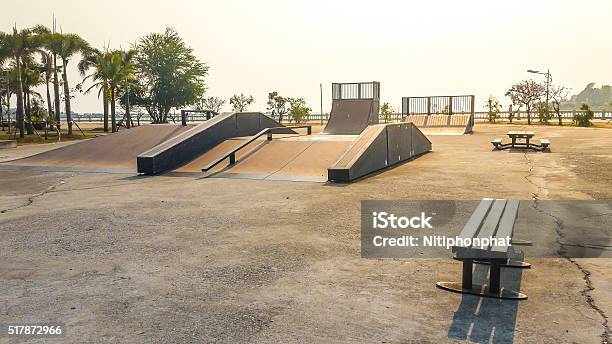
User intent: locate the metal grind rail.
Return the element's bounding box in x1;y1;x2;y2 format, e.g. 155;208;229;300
201;125;312;172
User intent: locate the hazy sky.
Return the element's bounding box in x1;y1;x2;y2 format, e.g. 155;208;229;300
4;0;612;113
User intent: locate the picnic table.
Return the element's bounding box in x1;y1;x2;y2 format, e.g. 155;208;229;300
491;131;550;151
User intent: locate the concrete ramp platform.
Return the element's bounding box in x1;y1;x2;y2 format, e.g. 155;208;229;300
190;135;355;182
404;114;473;135
328;122;431;182
137;112;293;175
0;124;192;173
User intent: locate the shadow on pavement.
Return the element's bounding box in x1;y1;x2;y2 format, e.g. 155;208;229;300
448;263;524;344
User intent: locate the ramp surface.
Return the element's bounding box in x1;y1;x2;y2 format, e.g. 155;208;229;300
323;99;378;135
195;135;355;182
0;124;192;172
405;114;473;135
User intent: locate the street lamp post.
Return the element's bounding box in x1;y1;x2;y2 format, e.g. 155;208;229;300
528;69;552;119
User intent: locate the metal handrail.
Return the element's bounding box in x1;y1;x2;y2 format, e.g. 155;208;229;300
201;125;312;172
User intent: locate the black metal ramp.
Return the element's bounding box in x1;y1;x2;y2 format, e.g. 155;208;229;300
328;122;431;182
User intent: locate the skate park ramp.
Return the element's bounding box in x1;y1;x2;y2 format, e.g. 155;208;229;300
137;112;293;175
401;95;475;135
322;99;379;135
404;114;473;135
0;124;193;173
322;81;380;135
328;122;431;182
180;134;356;182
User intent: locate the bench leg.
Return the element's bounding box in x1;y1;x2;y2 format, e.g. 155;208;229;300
462;259;473;289
489;261;501;294
436;258;528;300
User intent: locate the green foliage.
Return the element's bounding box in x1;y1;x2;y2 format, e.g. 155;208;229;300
573;104;594;127
132;28;208;123
380;102;393;123
195;96;225;113
485;96;501;123
536;102;552;124
266;91;288;122
506;79;546;125
287;97;311;124
230;93;254;112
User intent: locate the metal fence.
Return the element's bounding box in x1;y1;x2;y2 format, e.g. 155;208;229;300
332;82;380;100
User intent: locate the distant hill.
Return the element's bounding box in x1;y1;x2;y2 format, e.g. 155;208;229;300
561;83;612;110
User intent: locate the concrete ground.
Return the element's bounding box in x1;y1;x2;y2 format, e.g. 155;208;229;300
0;124;610;344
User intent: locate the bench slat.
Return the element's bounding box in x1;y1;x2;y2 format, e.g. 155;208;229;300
475;200;507;246
490;200;519;253
457;199;494;239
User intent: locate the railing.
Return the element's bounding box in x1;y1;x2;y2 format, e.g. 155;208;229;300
47;109;612;125
201;125;312;172
381;111;612;123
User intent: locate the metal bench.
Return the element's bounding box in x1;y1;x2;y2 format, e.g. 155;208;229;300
539;139;550;151
436;199;529;300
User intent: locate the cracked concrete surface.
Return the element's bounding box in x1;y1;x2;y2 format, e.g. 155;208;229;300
0;124;610;343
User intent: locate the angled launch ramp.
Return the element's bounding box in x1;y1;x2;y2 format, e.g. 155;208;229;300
323;82;380;135
328;122;431;182
137;112;293;174
0;124;193;173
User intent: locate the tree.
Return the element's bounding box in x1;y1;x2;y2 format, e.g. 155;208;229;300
287;97;311;124
536;101;552;124
505;79;546;125
195;96;225;113
31;25;55;126
20;64;45;133
266;91;288;122
36;28;64;130
79;49;112;132
549;85;570;126
107;49;137;131
380;102;393;123
485;96;502;123
574;104;594;127
55;33;90;135
0;27;40;138
230;93;254;112
132;28;208;123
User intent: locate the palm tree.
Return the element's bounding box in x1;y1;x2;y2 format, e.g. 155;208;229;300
38;52;54;123
31;26;55;124
109;49;137;131
56;34;90;135
39;32;89;136
78;49;112;132
0;27;39;138
20;64;44;134
36;29;63;130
